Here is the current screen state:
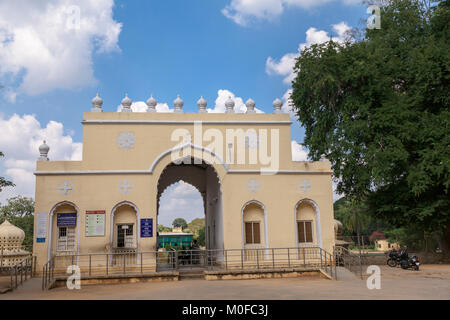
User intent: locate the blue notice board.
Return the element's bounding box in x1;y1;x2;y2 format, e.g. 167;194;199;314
141;218;153;237
57;213;77;227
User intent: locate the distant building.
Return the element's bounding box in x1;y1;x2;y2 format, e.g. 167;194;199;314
370;231;400;251
158;232;193;249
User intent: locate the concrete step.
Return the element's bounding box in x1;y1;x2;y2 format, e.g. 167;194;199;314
179;272;205;280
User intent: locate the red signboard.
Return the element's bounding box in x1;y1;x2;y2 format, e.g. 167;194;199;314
86;210;106;214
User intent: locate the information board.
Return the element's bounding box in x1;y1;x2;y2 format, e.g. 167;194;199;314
141;218;153;238
57;213;77;227
36;212;47;243
85;210;105;237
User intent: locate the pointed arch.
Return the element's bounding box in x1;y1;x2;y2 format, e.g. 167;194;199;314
149;143;229;174
47;201;80;261
241;200;269;250
294;198;322;248
110;201;140;251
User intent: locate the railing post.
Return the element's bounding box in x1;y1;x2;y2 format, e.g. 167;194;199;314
225;250;228;270
15;265;18;288
303;248;306;268
256;249;259;270
320;248;323;268
272;249;275;269
241;249;244;270
123;253;126;274
287;248;290;268
106;254;109;275
141;252;143;274
11;265;14;290
20;261;23;284
51;257;55;282
324;252;327;273
89;254;92;276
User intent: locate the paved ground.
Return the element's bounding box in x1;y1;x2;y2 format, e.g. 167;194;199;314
1;265;449;300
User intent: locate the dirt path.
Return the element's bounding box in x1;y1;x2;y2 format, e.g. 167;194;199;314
1;264;449;300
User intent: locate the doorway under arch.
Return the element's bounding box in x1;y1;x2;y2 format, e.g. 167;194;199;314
156;158;224;251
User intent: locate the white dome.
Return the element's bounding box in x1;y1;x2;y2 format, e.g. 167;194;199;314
0;220;25;246
197;96;207;108
92;93;103;107
121;93;132;107
174;95;184;109
39;140;49;153
146;94;157;108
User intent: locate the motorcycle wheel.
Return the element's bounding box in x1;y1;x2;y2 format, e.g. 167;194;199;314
387;259;397;267
414;265;419;271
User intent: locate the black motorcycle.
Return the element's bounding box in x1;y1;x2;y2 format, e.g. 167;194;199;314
400;255;420;271
387;250;401;267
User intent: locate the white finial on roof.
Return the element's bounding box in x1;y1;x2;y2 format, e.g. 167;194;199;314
146;94;157;112
245;98;256;114
225;96;235;113
174;95;184;113
197;96;207;113
38;140;49;161
273;98;283;114
91;93;103;112
121;93;132;112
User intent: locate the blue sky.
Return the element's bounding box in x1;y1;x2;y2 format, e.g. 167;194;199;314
0;0;366;225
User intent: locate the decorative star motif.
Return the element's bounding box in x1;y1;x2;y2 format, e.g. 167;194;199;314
298;179;312;193
57;181;73;196
246;178;261;193
117;132;135;150
118;179;134;195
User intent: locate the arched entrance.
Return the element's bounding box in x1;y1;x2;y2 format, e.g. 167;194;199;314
156;157;223;252
48;201;80;262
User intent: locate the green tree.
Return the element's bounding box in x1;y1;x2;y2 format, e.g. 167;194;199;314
0;152;15;192
157;224;171;233
292;0;450;253
196;225;206;247
172;218;188;230
0;196;35;248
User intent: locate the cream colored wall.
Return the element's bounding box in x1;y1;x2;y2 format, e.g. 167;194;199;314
33;112;335;271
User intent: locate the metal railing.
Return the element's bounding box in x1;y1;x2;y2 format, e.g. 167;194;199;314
1;256;36;291
42;246;336;290
334;246;369;279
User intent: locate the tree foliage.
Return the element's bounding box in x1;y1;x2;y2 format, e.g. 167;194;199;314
0;151;15;192
172;218;188;230
291;0;449;251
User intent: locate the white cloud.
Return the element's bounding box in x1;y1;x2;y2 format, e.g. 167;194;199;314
208;89;264;114
0;113;81;202
117;101;173;113
291;140;308;161
158;181;204;227
0;0;122;98
282;89;295;117
222;0;361;26
266;22;351;85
